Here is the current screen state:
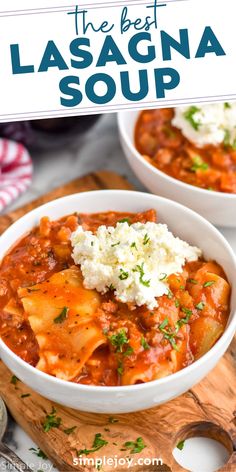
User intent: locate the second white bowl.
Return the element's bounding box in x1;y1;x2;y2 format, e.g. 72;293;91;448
118;111;236;228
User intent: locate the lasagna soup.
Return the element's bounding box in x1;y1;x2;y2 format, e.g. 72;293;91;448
135;106;236;193
0;210;230;386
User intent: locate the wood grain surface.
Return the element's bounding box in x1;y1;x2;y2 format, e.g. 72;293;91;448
0;170;235;472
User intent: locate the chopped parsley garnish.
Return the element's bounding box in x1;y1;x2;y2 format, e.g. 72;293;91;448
109;329;128;353
188;278;198;285
184;106;201;131
111;242;120;247
117;360;124;376
159;308;193;351
181;307;192;317
108;416;119;424
195;301;205;310
159;318;169;330
21;393;31;398
175;300;180;308
10;375;19;386
118;218;131;225
133;263;150;287
123;346;134;357
224;129;231;147
224;102;231;109
175;309;192;330
176;317;190;330
131;242;137;250
77;433;108;456
141;336;150;350
63;426;77;435
159;318;179;351
167;289;173;299
107;284;115;291
164;334;178;351
53;306;69;324
43;407;61;432
119;268;129;280
123;437;147;454
223;130;236;149
159;273;167;281
191;155;209;172
29;448;48;459
176;440;185;451
143;233;150;245
203;280;215;288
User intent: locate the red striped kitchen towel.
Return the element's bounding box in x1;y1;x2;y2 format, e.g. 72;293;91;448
0;139;33;212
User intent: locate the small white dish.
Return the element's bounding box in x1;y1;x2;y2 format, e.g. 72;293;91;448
118;111;236;227
0;190;235;413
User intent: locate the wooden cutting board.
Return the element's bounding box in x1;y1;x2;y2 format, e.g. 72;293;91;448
0;170;235;472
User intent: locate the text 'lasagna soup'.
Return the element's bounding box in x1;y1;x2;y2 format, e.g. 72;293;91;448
0;210;230;386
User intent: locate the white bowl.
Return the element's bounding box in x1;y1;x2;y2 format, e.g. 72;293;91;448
118;111;236;228
0;190;236;413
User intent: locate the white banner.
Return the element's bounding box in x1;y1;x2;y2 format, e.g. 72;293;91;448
0;0;235;121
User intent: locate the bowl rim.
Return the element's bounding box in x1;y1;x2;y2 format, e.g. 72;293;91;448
0;189;236;393
117;111;236;200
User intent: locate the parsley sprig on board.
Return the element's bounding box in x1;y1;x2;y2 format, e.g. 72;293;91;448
10;375;19;387
77;433;108;456
29;448;47;459
108;416;119;424
123;437;147;454
63;426;77;435
176;440;185;451
43;407;62;432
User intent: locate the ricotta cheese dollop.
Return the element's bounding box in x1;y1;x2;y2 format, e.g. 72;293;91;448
71;221;202;309
172;102;236;147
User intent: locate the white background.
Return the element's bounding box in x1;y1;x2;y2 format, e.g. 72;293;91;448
0;0;236;121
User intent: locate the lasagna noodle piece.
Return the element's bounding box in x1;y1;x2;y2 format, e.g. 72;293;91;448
18;266;106;380
122;326;189;385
